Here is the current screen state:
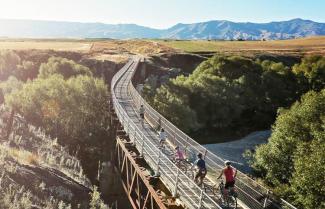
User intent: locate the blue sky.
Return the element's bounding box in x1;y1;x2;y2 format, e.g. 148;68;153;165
0;0;324;28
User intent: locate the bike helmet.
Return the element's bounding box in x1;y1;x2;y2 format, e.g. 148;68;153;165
225;160;231;166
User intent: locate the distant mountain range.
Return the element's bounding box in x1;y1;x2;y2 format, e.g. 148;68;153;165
0;18;324;40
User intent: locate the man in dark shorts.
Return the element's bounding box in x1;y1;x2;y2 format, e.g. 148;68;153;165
194;153;207;186
217;161;237;195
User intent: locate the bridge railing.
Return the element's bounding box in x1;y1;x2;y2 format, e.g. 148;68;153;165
112;59;223;209
128;59;296;209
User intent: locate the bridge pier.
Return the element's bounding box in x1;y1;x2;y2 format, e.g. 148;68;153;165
97;101;131;208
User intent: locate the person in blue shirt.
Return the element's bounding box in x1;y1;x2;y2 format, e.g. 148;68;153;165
194;153;207;186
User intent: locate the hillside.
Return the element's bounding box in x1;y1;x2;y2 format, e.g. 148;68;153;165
0;19;160;39
0;18;325;40
162;18;325;40
0;107;97;208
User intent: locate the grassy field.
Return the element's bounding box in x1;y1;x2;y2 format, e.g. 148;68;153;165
0;37;324;57
0;39;92;51
90;39;175;54
157;36;325;55
0;39;176;62
0;39;174;53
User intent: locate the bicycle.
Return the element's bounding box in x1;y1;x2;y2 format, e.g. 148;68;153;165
172;157;190;174
158;129;167;153
188;165;207;189
139;113;144;127
214;180;237;209
158;139;167;153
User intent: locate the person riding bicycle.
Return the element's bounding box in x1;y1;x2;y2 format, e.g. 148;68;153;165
174;146;185;164
158;128;167;148
139;105;145;118
139;105;145;125
194;153;207;186
217;161;237;195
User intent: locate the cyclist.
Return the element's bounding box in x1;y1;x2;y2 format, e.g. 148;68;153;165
194;153;207;187
158;128;167;148
174;146;185;165
139;105;145;126
217;160;237;196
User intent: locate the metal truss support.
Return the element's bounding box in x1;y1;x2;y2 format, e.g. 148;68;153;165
115;137;169;209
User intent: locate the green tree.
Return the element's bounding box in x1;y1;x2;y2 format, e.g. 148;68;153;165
293;55;325;91
291;140;325;209
192;55;261;80
0;50;21;81
153;82;197;132
16;61;38;81
39;57;92;79
186;73;243;129
5;74;109;146
251;89;325;207
260;60;299;107
144;55;310;135
0;76;23;96
144;54;325;142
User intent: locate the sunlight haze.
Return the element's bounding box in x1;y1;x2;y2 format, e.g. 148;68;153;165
0;1;324;209
0;0;324;28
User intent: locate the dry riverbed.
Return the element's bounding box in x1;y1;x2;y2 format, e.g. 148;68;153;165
203;130;271;173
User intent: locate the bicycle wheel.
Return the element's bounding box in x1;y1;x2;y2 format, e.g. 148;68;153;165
182;163;188;173
211;184;218;196
190;170;196;180
226;195;237;209
177;162;187;174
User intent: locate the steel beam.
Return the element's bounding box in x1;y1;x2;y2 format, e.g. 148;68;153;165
115;137;169;209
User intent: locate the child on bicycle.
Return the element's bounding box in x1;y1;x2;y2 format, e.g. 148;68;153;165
174;146;185;165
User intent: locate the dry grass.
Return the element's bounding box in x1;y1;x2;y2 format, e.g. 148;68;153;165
0;39;91;51
88;40;176;62
9;147;39;166
158;36;325;55
91;54;129;63
0;114;93;208
0;39;176;62
90;40;176;55
0;39;174;54
1;37;323;59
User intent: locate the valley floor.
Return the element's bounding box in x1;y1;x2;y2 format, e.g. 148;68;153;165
203;130;271;174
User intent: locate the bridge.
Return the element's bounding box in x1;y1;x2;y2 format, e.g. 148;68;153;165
110;57;296;209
